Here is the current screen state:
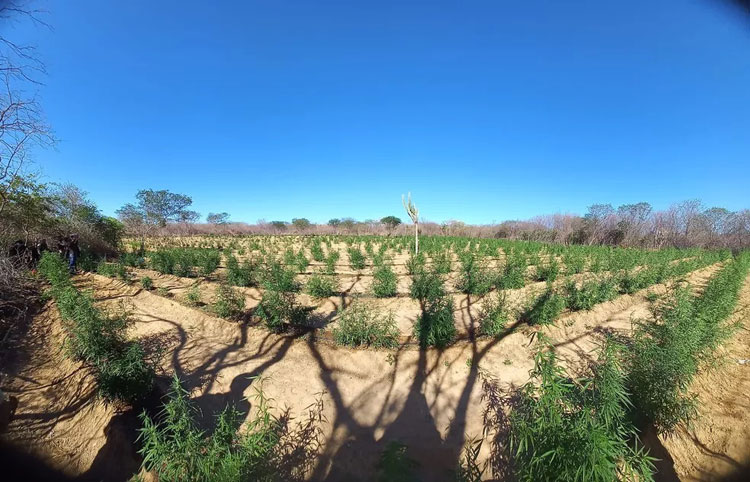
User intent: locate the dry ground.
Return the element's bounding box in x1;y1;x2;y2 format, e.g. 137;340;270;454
2;262;749;481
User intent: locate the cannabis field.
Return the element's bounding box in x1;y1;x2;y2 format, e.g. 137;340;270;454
4;234;750;481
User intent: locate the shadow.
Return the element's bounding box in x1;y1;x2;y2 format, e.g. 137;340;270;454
0;441;76;482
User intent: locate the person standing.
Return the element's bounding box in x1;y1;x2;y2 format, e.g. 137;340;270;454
68;234;80;274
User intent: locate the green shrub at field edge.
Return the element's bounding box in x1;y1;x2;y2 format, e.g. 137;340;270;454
138;375;280;482
479;292;511;337
141;276;153;290
348;246;366;270
509;340;654;482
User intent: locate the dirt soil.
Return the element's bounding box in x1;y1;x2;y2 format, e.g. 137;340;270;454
1;262;748;481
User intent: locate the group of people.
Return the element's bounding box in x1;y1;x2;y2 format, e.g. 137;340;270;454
7;235;80;274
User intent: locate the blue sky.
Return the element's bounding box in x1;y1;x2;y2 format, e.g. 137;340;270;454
7;0;750;224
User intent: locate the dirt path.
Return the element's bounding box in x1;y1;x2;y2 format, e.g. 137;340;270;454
658;272;750;482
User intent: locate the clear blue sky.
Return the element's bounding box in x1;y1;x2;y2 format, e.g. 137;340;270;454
8;0;750;224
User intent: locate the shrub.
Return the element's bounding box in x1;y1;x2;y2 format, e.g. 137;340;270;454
509;342;654;481
260;258;300;293
97;342;154;403
376;441;418;482
415;297;456;348
138;375;280;482
497;256;526;289
310;242;325;262
479;292;510;337
565;277;617;311
333;303;399;349
324;250;340;275
348;246;366;270
97;261;129;280
305;272;338;298
213;284;245;319
120;251;145;268
523;289;566;326
431;250;452;275
533;258;560;282
185;285;201;305
226;254;257;287
405;251;426;275
295;250;310;273
141;276;153;290
409;268;445;303
372;264;398;298
456;252;494;295
255;290;309;332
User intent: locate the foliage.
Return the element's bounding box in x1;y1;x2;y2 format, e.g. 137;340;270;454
185;285;201;305
116;189;196;233
141;276;153;290
148;248;220;278
138;375;280;482
415;296;456;348
324;249;340;275
305;272;338;298
479;292;510;337
333;303;399;349
348;246;366;270
372;264;398;298
533;258;560;282
255;290;310;332
376;441;418;482
564;277;617;311
38;252;153;403
213;283;245;320
291;218;312;230
260;258;300;293
226;254;258;287
523;288;566;326
409;267;445;303
509;341;654;482
456;251;494;295
497;255;526;289
206;212;230;224
97;260;129;280
380;216;402;231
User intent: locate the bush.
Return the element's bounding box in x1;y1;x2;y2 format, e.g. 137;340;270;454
405;251;426;275
409;268;445;304
565;277;617;311
324;250;340;275
348;246;366;270
415;297;456;348
260;258;300;293
255;290;309;332
226;254;257;287
310;242;325;262
376;441;418;482
509;342;654;481
497;256;526;289
523;289;566;326
533;258;560;282
333;303;399;349
456;252;494;295
148;248;220;278
97;342;154;403
120;251;145;268
97;260;129;280
479;292;510;337
38;252;154;404
213;284;245;319
372;264;398;298
305;272;338;298
138;375;280;482
185;285;201;305
141;276;153;290
431;250;452;275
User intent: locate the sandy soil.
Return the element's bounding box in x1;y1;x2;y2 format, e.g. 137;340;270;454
1;262;744;481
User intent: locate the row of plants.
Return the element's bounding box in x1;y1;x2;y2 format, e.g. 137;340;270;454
148;247;221;277
37;252;154;404
498;253;749;481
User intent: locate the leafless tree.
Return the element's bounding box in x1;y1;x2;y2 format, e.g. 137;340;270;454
0;2;54;219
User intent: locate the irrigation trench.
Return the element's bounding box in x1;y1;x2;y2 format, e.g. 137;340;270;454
3;261;748;481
